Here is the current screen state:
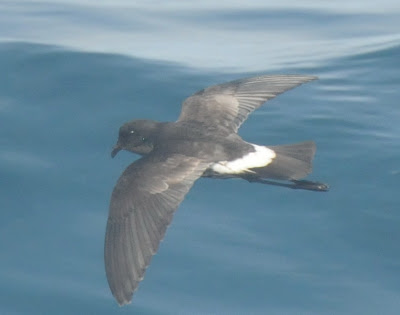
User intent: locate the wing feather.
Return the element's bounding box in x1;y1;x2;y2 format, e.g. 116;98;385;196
178;74;317;133
105;153;209;305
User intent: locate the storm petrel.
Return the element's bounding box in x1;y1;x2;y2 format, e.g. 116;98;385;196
105;74;328;305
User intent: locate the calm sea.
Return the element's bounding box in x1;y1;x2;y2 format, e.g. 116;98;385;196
1;1;400;314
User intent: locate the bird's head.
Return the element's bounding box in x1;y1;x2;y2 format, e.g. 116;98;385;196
111;120;157;157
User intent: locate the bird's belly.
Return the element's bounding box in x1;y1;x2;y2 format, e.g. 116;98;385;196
203;144;276;178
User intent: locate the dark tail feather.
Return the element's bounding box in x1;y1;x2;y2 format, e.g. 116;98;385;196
252;141;316;180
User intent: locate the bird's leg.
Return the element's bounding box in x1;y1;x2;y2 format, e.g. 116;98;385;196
244;175;329;192
289;180;329;192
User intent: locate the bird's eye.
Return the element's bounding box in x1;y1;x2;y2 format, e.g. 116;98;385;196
130;130;135;134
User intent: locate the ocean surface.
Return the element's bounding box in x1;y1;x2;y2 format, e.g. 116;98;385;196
1;1;400;314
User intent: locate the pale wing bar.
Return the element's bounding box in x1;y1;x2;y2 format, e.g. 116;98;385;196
105;154;209;305
179;75;317;133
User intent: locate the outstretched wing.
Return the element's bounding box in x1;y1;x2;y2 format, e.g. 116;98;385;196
105;153;209;305
178;75;317;134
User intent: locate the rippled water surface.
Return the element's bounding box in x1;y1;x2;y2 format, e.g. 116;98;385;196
1;1;400;314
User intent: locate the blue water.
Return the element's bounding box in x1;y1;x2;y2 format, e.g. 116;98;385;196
1;2;400;314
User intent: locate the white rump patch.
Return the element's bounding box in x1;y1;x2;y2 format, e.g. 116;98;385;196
211;144;276;174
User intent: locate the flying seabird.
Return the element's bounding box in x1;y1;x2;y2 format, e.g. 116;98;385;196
105;74;328;305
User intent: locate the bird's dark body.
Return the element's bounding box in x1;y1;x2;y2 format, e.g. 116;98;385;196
105;74;329;306
120;120;253;162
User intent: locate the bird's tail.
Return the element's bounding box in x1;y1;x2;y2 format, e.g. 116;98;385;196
251;141;316;180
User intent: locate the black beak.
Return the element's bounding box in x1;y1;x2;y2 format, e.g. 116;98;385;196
111;145;121;158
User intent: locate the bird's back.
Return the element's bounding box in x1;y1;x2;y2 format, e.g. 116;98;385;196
153;121;252;162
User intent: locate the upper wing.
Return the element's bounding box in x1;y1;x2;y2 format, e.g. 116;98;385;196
178;75;317;134
105;153;209;305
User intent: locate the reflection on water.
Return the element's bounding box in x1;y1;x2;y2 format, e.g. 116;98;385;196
1;1;400;71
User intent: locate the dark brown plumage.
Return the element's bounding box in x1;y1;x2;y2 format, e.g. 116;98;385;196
105;75;328;305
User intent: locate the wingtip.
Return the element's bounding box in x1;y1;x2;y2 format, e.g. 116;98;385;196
116;295;133;307
288;74;318;81
257;74;319;84
114;283;141;306
293;74;318;81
